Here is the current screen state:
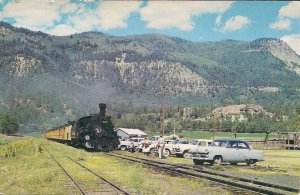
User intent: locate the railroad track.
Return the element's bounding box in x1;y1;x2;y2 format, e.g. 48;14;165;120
48;151;130;195
107;152;299;195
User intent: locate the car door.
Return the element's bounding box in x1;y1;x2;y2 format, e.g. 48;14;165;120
236;141;251;162
223;141;241;162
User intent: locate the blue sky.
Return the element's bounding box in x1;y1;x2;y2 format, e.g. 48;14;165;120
0;0;300;54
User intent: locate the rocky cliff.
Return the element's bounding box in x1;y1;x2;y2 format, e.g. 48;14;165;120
251;38;300;75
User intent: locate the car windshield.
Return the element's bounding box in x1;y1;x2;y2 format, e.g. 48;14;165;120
198;141;207;146
165;140;174;144
173;140;179;144
190;140;199;145
177;140;189;144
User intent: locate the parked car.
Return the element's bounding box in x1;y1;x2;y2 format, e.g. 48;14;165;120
117;137;145;151
147;139;178;156
189;139;264;165
149;135;178;144
175;139;212;158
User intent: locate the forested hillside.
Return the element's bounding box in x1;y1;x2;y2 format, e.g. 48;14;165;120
0;21;300;133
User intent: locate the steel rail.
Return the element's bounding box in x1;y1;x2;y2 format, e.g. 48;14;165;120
66;156;130;195
119;153;298;193
48;152;86;195
107;153;298;195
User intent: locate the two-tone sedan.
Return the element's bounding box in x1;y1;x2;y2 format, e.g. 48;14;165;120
189;139;264;165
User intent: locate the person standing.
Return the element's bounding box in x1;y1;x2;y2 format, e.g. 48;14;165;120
129;141;135;153
142;138;150;155
157;135;165;159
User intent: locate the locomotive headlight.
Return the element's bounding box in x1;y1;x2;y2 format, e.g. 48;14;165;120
85;135;90;140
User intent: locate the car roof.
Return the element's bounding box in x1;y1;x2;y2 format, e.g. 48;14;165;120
194;139;212;142
214;139;246;143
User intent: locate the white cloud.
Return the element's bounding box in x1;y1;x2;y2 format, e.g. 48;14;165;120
215;15;222;26
220;15;251;33
281;34;300;55
139;1;233;31
279;2;300;19
0;0;79;30
62;3;78;13
0;0;141;35
66;1;142;33
97;1;142;30
69;12;99;33
47;24;77;36
271;2;300;31
269;18;291;30
1;0;61;28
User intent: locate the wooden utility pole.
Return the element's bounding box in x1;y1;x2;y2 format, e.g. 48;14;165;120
212;113;215;141
162;88;165;136
173;120;176;136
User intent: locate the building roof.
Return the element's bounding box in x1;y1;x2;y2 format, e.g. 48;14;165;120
116;128;147;136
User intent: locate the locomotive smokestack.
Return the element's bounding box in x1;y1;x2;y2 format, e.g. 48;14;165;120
99;103;106;117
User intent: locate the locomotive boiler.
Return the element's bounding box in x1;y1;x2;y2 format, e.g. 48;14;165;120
45;103;119;151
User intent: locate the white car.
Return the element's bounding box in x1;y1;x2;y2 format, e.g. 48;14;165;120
175;139;212;158
189;139;264;165
117;137;145;151
147;140;178;156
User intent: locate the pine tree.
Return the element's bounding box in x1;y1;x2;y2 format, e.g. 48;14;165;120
0;114;19;135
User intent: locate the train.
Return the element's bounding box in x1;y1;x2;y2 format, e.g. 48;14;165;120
45;103;119;151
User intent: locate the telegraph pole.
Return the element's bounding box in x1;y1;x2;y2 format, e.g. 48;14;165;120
212;113;216;141
162;87;166;136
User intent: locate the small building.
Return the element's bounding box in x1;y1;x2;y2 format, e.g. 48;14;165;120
115;128;147;140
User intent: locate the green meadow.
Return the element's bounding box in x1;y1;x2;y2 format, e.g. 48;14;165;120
0;135;232;195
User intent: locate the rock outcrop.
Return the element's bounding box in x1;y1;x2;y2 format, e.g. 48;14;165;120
251;38;300;75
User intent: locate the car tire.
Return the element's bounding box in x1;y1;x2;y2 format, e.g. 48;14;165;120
193;159;204;165
150;148;155;154
164;149;171;157
246;159;257;166
183;151;189;158
212;156;223;165
120;146;127;151
134;146;139;152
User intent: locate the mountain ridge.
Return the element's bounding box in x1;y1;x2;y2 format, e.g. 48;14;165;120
1;21;300;132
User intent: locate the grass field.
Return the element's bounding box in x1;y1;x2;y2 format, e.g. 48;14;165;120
1;134;298;195
148;130;279;140
0;135;232;195
179;130;279;140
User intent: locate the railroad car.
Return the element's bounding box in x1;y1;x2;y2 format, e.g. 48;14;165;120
45;103;119;151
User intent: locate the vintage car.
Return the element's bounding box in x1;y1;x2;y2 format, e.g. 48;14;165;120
117;137;145;151
147;139;178;156
175;139;212;158
189;139;264;165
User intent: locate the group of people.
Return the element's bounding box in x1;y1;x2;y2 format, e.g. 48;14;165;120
129;135;166;159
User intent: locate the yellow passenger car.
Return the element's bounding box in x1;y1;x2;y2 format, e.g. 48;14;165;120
45;124;72;141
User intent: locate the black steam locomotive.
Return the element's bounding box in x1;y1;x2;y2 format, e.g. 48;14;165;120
45;103;119;151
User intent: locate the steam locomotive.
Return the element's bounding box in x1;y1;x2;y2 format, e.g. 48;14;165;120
45;103;119;151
